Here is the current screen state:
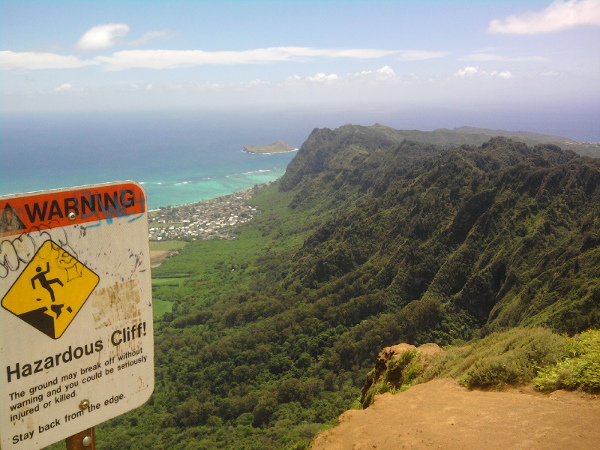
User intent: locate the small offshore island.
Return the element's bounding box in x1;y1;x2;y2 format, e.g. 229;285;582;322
243;140;296;154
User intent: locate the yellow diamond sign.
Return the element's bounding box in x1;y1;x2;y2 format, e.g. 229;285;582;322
1;240;99;339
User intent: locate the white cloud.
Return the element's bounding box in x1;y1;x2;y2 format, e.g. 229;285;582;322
488;0;600;34
459;52;547;62
95;47;400;70
128;30;172;47
306;73;340;83
349;66;398;81
317;48;398;59
0;51;98;70
454;67;513;79
395;50;450;61
287;66;401;86
166;81;222;91
54;83;74;92
76;23;130;51
455;66;480;77
377;66;395;76
2;44;448;72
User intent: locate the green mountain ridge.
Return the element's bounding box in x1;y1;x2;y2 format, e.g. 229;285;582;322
286;134;597;337
288;123;598;158
452;126;572;142
88;124;600;449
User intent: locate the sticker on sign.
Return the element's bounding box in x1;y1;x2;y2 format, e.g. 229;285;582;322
0;181;154;449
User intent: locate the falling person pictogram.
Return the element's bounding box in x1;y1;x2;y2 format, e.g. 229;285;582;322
31;262;64;303
2;240;99;338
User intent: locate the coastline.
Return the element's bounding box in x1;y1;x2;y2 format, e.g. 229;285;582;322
148;185;269;266
148;183;270;242
142;165;290;210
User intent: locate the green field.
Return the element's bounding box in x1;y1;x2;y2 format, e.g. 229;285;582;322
152;277;185;286
149;240;188;251
153;298;174;318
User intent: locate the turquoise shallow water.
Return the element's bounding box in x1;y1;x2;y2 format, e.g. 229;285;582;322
0;111;303;209
140;164;292;209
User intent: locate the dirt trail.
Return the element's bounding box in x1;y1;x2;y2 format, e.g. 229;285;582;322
311;378;600;449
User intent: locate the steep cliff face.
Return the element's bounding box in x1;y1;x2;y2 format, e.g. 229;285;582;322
279;124;440;194
281;135;599;351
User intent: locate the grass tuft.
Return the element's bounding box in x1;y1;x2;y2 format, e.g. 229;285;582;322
418;327;567;389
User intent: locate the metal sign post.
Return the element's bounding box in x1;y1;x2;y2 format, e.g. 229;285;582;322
0;181;154;449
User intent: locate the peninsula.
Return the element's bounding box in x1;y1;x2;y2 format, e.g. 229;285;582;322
243;140;296;154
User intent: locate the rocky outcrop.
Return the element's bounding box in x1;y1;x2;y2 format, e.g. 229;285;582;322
360;342;444;408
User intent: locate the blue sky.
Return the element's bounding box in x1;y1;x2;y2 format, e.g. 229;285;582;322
1;0;599;135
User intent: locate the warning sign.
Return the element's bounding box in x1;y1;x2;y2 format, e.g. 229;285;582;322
0;182;154;450
2;240;99;339
0;204;26;235
0;183;145;239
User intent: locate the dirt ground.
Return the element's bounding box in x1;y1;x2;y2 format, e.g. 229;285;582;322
150;250;176;266
311;378;600;449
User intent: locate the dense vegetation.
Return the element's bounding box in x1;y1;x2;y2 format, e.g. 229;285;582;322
533;329;600;391
360;327;600;409
62;124;600;449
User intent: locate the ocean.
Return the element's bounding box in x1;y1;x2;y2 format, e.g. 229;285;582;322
0;111;311;210
2;105;598;210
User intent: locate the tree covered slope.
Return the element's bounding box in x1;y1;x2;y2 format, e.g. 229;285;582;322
92;125;600;449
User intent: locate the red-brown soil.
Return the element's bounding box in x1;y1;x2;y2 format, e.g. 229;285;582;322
311;378;600;449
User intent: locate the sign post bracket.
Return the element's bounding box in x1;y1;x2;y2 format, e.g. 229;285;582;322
65;427;95;449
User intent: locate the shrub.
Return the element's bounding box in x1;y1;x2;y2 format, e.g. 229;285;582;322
361;349;421;408
533;329;600;392
460;353;530;388
419;327;567;389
